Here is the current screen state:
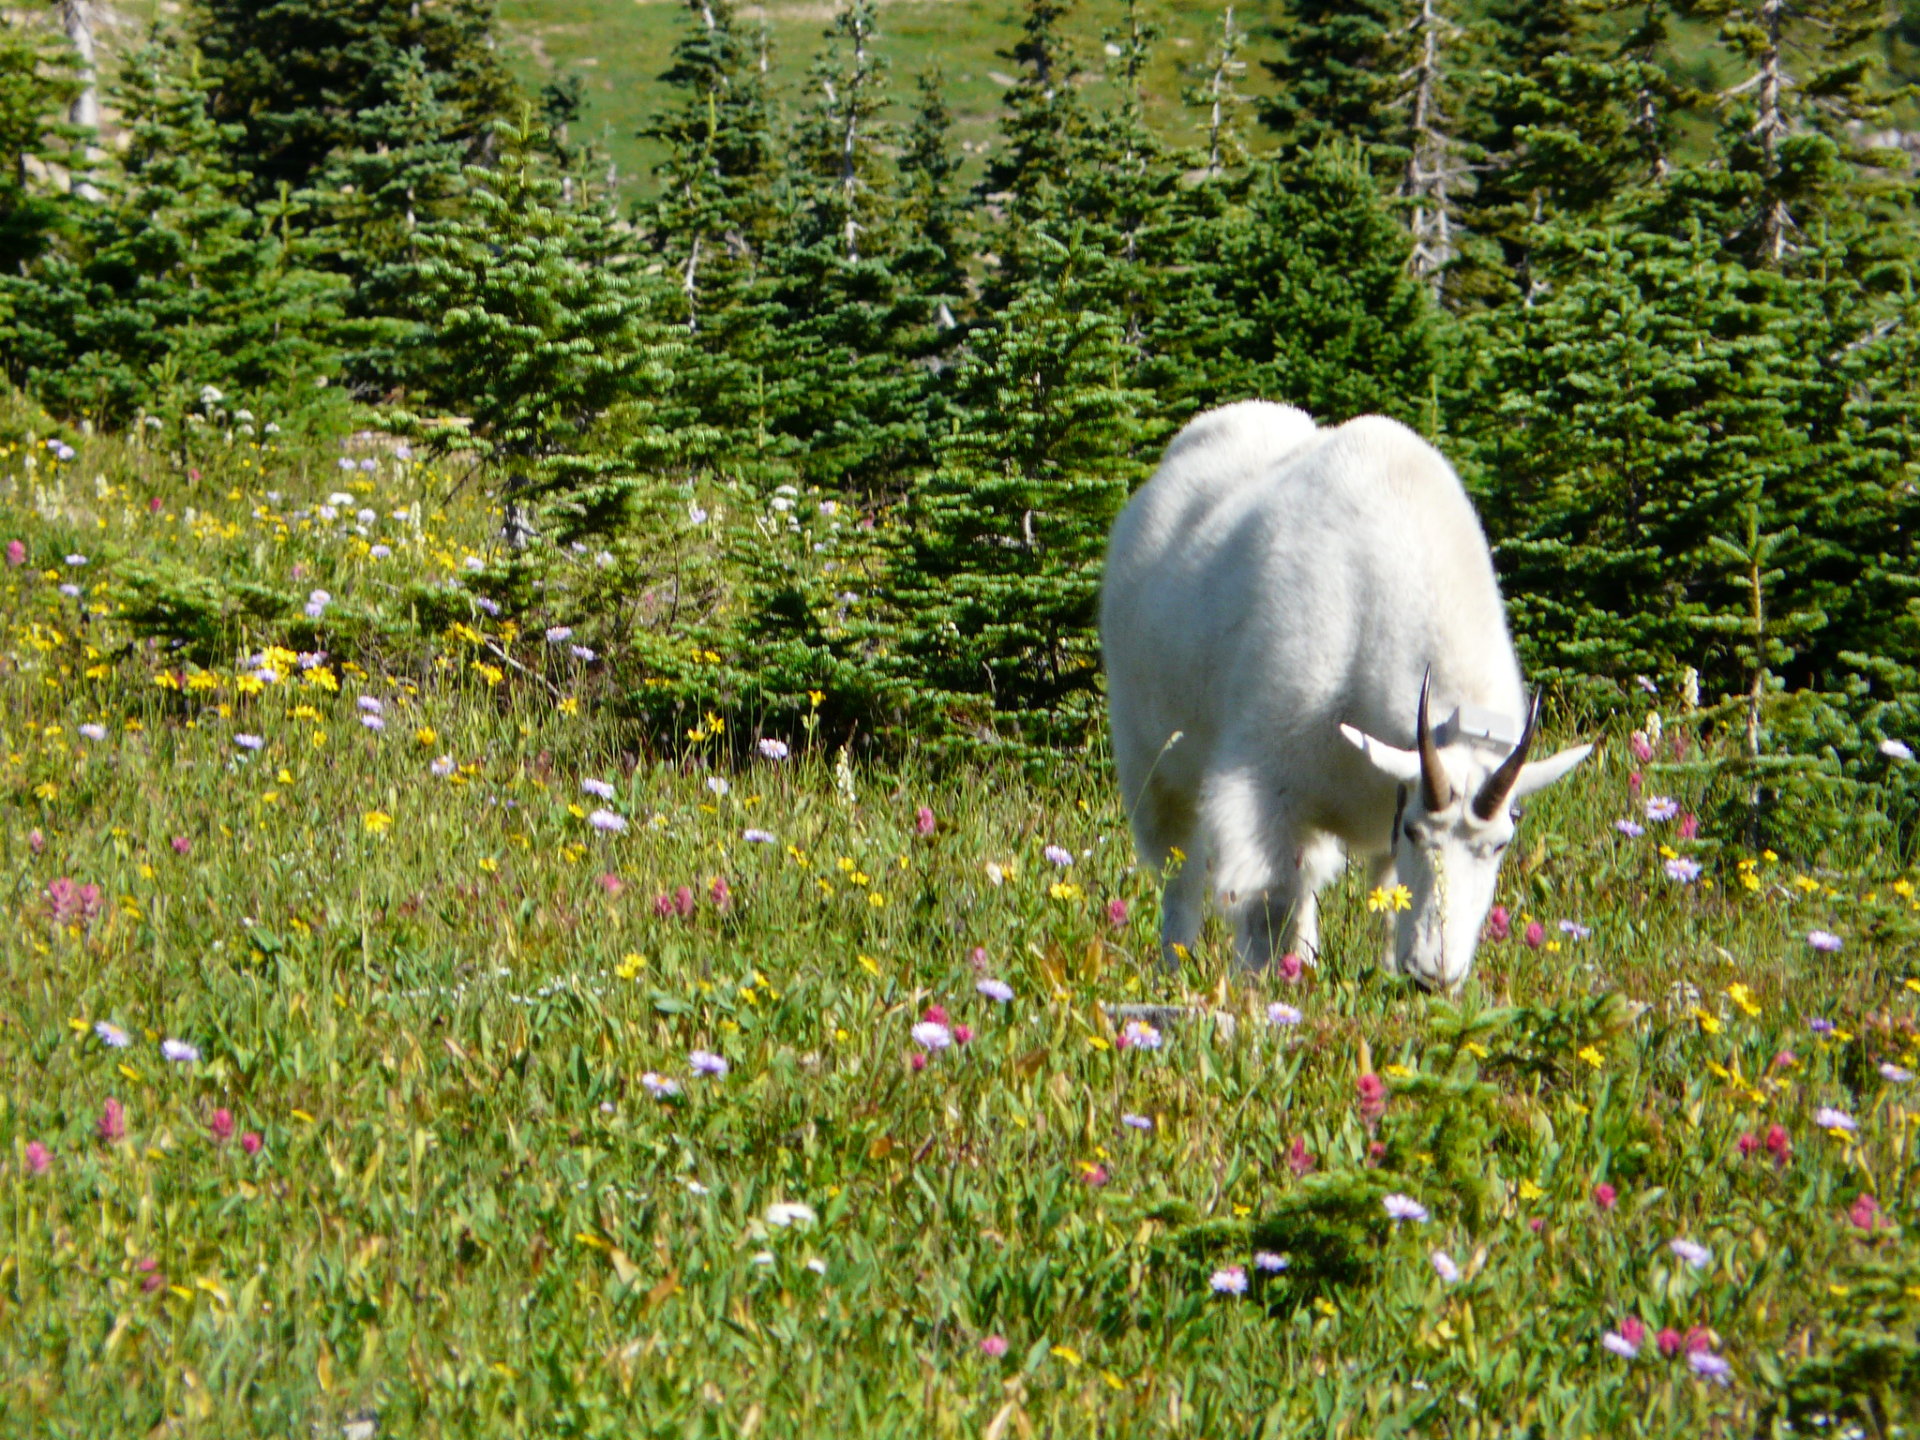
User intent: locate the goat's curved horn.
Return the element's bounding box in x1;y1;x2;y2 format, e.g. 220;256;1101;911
1417;668;1452;812
1473;692;1543;820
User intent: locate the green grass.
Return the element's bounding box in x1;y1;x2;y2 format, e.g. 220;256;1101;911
4;403;1920;1436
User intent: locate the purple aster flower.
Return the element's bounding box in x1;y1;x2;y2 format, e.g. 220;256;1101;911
1881;1063;1913;1083
1383;1194;1428;1223
235;734;264;751
79;724;106;742
1668;1238;1711;1269
1602;1331;1641;1360
1121;1113;1153;1131
1807;930;1842;953
360;714;385;732
1043;844;1073;868
1210;1267;1248;1295
743;828;777;844
1688;1351;1730;1383
161;1038;200;1064
976;978;1014;1004
544;626;573;644
588;809;627;834
641;1071;681;1098
1431;1250;1461;1283
1253;1251;1288;1273
1815;1106;1856;1132
357;696;383;714
1614;819;1645;837
1118;1019;1162;1051
1664;857;1702;883
1809;1017;1835;1035
474;597;501;617
689;1050;728;1077
570;645;596;661
1558;919;1592;940
94;1020;131;1049
758;738;789;761
911;1021;953;1051
1267;1002;1303;1026
430;755;456;777
581;778;615;800
1645;796;1679;821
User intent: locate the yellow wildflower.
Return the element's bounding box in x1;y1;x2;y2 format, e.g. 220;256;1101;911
363;810;392;835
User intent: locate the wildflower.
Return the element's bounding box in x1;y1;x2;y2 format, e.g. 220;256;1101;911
924;1004;949;1025
79;723;106;742
674;886;696;918
1765;1124;1792;1164
1279;951;1304;981
1603;1328;1641;1360
1118;1019;1162;1051
710;876;731;911
1809;1017;1835;1035
363;810;392;835
909;1051;927;1072
430;755;456;778
1668;1238;1711;1269
706;776;730;797
1210;1267;1249;1295
235;734;265;751
758;738;789;761
1357;1072;1387;1121
241;1131;262;1155
765;1202;817;1228
912;1021;953;1051
980;1335;1008;1358
1079;1162;1109;1186
1882;1063;1914;1083
357;696;383;715
1850;1193;1884;1233
5;540;23;565
1807;930;1843;953
1816;1106;1856;1134
1737;1132;1760;1159
1677;812;1700;840
210;1109;234;1143
370;544;392;559
1593;1182;1617;1211
1656;1328;1683;1358
545;626;573;644
25;1140;50;1175
1254;1251;1288;1273
65;553;87;567
1432;1250;1461;1284
1367;884;1413;913
171;836;191;854
915;806;936;836
360;714;385;733
1523;920;1545;948
97;1098;125;1143
953;1023;974;1044
1044;844;1073;868
1614;819;1645;837
1881;739;1915;761
580;777;616;800
1664;857;1702;883
1645;796;1678;821
977;978;1014;1004
94;1020;130;1049
743;828;777;844
1485;905;1511;941
597;873;624;896
161;1038;200;1064
640;1072;681;1099
1687;1350;1730;1384
588;809;628;834
462;557;483;572
1287;1137;1316;1175
474;596;500;617
689;1050;728;1077
1121;1113;1153;1131
1559;919;1592;940
1268;1002;1303;1027
1383;1194;1428;1223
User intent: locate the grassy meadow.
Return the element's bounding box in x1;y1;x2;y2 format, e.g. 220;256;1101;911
5;407;1920;1437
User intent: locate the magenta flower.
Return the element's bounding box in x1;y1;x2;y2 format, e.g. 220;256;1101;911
1765;1124;1792;1164
1523;920;1545;949
1629;731;1654;762
1656;1327;1683;1358
25;1141;50;1175
1677;812;1700;839
1592;1182;1617;1211
1356;1072;1386;1121
97;1097;126;1143
596;873;624;896
915;806;936;837
4;539;23;566
1287;1137;1316;1175
674;886;696;919
709;876;731;911
1278;951;1304;981
210;1109;234;1143
1850;1193;1885;1233
170;835;191;854
1106;897;1128;929
1484;905;1511;941
241;1131;262;1155
980;1335;1008;1357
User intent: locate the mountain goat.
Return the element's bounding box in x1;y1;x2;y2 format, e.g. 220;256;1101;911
1101;401;1591;990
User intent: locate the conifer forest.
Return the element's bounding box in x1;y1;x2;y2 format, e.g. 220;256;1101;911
6;1;1920;1434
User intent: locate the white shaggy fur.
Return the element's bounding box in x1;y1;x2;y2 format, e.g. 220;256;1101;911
1101;401;1590;989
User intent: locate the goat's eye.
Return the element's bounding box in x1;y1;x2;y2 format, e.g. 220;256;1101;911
1404;821;1420;843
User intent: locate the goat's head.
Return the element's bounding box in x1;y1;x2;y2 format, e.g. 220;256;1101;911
1341;672;1591;991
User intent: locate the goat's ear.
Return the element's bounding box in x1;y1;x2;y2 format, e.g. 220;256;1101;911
1510;743;1593;801
1340;724;1423;784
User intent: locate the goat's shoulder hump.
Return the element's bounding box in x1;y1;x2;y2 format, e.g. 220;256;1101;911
1316;414;1463;496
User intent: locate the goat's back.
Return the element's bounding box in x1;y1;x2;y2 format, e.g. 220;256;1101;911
1102;403;1521;793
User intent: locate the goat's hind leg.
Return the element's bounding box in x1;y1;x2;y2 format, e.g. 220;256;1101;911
1134;777;1206;969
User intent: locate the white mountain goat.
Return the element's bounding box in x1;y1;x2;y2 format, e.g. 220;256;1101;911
1100;401;1592;990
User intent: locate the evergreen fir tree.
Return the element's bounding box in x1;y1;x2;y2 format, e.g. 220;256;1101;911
893;68;967;326
0;12;79;274
888;236;1149;750
1150;145;1439;425
191;0;515;201
1256;0;1410;153
1182;5;1251;181
303;47;470;397
386;113;675;542
2;30;341;422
